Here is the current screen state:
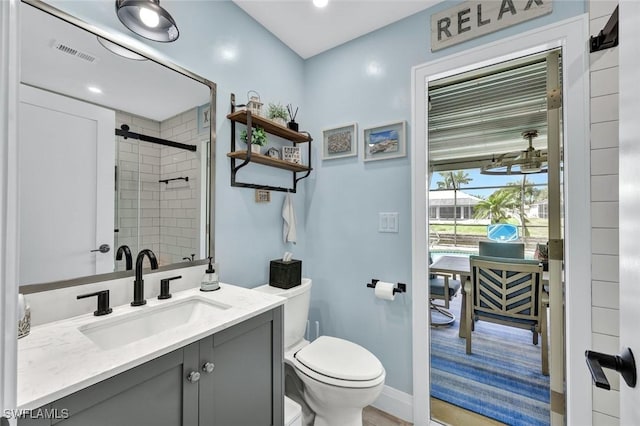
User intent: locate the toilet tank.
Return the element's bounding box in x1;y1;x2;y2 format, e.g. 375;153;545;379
254;278;311;350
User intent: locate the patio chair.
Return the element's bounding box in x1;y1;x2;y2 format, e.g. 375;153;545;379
429;256;462;327
478;241;525;259
466;255;548;375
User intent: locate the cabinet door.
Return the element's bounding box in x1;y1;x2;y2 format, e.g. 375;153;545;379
199;308;284;426
48;344;200;426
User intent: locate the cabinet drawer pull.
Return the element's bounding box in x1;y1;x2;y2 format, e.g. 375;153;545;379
202;362;215;374
186;371;201;383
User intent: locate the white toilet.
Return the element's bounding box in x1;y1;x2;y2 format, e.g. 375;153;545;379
255;278;385;426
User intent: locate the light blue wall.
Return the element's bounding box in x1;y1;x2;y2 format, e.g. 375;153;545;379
42;0;308;287
41;0;586;396
303;0;586;394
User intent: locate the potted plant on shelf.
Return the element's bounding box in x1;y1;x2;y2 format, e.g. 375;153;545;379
240;127;267;154
267;103;288;127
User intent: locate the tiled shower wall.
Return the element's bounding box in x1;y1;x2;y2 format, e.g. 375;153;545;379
115;111;162;270
589;1;620;425
114;107;203;268
159;108;203;266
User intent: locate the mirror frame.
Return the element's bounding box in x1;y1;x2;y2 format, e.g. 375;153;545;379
19;0;216;294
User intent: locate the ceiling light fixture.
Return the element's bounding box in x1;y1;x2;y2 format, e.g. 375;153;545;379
481;130;548;175
313;0;329;8
115;0;179;43
97;37;148;61
87;86;103;94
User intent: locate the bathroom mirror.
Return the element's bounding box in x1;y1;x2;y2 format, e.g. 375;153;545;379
19;0;216;292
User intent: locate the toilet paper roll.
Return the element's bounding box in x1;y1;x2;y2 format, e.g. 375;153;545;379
374;281;396;301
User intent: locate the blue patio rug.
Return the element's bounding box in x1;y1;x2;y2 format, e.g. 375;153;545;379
430;296;550;426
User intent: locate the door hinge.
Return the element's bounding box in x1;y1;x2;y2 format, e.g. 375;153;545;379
548;88;562;110
548;239;564;261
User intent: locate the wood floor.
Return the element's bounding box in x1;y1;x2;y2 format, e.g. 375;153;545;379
363;398;506;426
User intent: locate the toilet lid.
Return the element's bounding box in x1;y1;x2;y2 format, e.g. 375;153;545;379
294;336;384;381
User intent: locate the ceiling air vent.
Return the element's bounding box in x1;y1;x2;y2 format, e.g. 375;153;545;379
52;41;98;63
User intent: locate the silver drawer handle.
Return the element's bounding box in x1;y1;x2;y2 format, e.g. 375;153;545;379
187;371;201;383
202;362;215;374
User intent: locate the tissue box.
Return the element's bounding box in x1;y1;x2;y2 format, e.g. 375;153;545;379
269;259;302;289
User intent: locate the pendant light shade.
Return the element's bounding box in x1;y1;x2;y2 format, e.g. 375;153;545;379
115;0;179;43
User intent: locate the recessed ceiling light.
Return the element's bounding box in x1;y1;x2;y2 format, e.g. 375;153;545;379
88;86;103;94
313;0;329;8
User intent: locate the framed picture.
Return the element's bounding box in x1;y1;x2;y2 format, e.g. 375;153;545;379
197;103;210;134
322;123;357;160
362;121;406;162
282;146;301;164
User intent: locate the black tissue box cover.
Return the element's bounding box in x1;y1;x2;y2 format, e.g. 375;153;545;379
269;259;302;289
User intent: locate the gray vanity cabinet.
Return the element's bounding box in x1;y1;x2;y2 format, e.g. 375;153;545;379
18;307;283;426
199;309;284;425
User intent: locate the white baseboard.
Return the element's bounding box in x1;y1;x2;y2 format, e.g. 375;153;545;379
372;385;413;423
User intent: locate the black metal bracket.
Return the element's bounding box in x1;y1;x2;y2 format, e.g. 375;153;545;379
585;347;636;390
367;279;407;295
590;6;618;53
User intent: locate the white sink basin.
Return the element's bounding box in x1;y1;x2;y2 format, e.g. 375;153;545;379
79;297;231;350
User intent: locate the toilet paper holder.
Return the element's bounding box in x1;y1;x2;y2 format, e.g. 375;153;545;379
366;279;406;295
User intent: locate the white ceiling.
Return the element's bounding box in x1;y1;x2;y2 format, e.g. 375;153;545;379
20;1;441;120
232;0;441;59
21;3;210;122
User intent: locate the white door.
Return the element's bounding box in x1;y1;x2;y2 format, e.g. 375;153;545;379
19;85;114;285
619;1;640;423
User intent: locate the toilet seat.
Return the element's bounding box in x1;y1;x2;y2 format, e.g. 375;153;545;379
292;336;385;389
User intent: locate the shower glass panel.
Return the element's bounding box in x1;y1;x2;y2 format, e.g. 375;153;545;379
114;117;204;269
114;133;142;271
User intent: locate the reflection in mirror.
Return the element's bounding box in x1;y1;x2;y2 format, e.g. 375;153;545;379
19;1;215;289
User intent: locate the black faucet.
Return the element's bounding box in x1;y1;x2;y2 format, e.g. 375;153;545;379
115;245;133;270
131;249;158;306
77;290;112;316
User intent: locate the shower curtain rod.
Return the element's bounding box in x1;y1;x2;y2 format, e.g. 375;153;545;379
115;124;197;152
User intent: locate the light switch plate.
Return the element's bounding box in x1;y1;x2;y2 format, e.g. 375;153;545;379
379;212;399;233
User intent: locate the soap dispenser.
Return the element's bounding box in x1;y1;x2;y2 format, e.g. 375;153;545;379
200;257;220;292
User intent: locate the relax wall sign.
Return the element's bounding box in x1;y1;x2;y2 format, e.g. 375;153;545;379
431;0;553;51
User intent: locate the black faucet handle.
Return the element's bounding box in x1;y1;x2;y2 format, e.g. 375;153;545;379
159;276;182;300
77;290;113;316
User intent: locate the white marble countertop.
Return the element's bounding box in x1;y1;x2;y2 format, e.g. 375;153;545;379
17;283;285;410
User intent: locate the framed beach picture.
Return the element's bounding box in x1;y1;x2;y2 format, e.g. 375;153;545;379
322;123;357;160
362;121;406;162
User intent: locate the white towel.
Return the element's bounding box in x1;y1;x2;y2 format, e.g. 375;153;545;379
282;192;297;244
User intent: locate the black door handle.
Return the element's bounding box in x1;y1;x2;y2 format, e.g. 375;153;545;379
585;347;637;390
